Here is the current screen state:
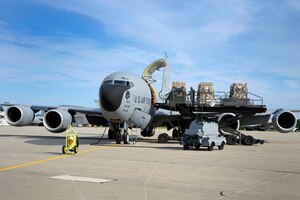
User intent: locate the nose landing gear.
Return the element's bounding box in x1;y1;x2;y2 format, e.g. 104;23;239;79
114;122;130;144
115;130;130;144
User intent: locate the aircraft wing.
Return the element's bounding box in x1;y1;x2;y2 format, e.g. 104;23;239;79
2;103;107;133
291;110;300;112
2;103;102;115
32;105;102;116
150;107;298;134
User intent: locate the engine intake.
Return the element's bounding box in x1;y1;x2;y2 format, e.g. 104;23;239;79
43;109;72;133
141;127;155;137
4;105;34;126
218;113;240;135
272;110;297;133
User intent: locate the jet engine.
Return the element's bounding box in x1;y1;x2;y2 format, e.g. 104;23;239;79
272;110;297;133
43;109;72;133
141;127;155;137
4;105;34;126
218;113;240;135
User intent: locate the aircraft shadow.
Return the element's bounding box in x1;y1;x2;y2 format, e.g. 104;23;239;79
0;134;113;146
101;143;221;151
0;134;262;151
0;134;179;147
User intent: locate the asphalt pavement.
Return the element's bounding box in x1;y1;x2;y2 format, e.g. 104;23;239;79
0;126;299;200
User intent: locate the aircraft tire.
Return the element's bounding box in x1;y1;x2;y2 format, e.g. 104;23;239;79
158;133;169;143
183;145;189;150
116;132;122;144
195;144;200;150
123;131;130;144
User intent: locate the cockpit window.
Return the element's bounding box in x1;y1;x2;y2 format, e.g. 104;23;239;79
129;82;134;88
114;80;126;85
113;80;134;88
103;80;113;85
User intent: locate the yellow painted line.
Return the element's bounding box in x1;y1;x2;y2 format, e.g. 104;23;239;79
0;145;114;172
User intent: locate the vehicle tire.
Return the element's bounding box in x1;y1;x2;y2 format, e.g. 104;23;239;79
108;129;116;139
226;135;236;145
76;135;79;147
158;133;169;143
62;145;67;154
195;144;200;150
243;135;254;146
208;143;214;151
183;145;189;150
218;142;225;150
74;146;78;154
116;132;122;144
123;131;130;144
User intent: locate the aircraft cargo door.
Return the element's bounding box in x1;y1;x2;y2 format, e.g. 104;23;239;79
130;109;151;129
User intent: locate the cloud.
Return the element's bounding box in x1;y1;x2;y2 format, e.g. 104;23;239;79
0;31;154;105
286;0;300;11
284;80;300;89
0;30;165;88
37;0;251;52
1;0;300;109
0;20;6;26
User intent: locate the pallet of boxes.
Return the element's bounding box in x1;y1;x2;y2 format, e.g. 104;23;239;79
166;81;187;107
197;82;215;107
223;83;250;106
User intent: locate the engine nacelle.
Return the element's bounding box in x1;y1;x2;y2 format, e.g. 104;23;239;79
272;110;297;133
218;113;240;135
43;109;72;133
4;105;34;126
141;127;155;137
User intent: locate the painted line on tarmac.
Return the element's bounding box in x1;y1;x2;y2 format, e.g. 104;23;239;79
0;145;115;172
49;175;112;183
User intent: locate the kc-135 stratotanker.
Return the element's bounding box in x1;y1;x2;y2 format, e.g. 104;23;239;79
2;58;298;145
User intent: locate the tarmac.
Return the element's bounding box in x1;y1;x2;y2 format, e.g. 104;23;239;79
0;126;299;200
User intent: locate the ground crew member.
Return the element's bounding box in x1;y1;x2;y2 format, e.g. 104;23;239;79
189;87;195;106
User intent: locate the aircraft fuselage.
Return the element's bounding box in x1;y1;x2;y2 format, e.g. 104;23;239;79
99;72;154;129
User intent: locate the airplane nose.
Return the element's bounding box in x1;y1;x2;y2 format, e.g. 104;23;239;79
99;84;129;112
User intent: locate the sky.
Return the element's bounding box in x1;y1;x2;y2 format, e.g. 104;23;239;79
0;0;299;111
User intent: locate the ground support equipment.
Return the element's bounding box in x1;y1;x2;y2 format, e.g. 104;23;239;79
62;124;79;154
180;121;226;151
